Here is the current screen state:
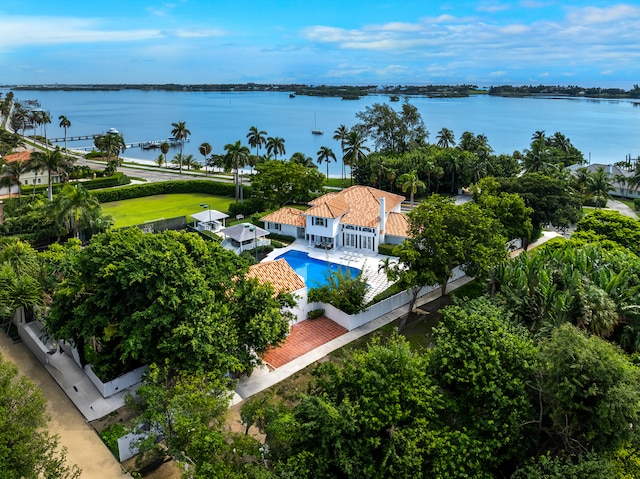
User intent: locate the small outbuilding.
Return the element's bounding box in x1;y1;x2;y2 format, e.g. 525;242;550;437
220;223;270;253
191;209;229;232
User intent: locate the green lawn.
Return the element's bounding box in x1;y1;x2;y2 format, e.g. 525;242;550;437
101;193;235;228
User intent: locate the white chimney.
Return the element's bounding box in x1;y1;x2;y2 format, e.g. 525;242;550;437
379;197;386;234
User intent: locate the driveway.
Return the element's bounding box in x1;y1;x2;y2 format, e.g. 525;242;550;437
607;198;638;219
0;332;130;478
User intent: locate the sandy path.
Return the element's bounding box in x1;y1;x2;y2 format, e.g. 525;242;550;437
0;332;130;478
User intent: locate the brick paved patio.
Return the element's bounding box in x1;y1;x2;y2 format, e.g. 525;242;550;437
261;317;348;369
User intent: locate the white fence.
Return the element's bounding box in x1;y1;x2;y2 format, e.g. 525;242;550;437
85;364;147;399
315;267;465;331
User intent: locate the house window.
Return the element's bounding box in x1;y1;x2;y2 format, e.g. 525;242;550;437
313;217;327;227
38;178;42;184
270;222;281;231
24;180;29;185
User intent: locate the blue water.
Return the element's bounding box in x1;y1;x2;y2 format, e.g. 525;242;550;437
275;249;362;289
2;89;639;174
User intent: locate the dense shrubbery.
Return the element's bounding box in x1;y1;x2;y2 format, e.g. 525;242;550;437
265;232;296;243
377;243;397;256
20;172;130;196
227;196;264;218
92;180;243;203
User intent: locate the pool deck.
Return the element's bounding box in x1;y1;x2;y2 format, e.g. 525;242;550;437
263;241;397;302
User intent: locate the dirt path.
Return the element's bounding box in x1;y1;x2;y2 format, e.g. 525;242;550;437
0;332;130;478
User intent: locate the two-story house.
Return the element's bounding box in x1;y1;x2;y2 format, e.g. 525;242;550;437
261;185;409;252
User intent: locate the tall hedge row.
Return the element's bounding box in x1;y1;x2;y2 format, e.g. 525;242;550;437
92;180;250;203
21;173;130;196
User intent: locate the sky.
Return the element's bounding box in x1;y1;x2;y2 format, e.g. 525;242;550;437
1;0;638;88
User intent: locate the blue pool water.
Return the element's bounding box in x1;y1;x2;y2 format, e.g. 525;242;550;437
275;250;362;289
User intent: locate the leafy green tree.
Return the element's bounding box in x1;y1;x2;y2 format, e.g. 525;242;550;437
0;156;29;201
0;354;81;478
473;177;533;241
574;209;640;255
384;195;506;323
429;298;537;472
512;453;615;479
126;361;236;476
536;324;640;454
272;334;446;479
316;146;336;183
355;101;427;154
224;140;251;201
45;229;293;377
498;172;582;241
170;121;191;174
252;160;324;207
308;268;368;315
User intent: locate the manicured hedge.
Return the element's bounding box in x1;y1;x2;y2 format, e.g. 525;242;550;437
21;173;130;196
378;243;397;256
93;180;248;203
266;232;296;243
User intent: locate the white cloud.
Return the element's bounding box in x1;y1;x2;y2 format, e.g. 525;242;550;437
567;4;640;25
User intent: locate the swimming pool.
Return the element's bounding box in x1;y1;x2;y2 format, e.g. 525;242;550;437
275;250;363;289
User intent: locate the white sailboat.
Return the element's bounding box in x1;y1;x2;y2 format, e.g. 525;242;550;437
312;112;323;135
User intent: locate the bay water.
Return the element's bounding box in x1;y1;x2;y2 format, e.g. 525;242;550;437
3;88;639;177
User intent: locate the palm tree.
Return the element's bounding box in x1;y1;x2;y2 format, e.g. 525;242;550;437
585;167;614;209
199;142;212;174
0;159;30;201
170;121;191;174
266;136;286;159
224;140;251;201
436;128;456;148
333;124;349;186
522;138;554;174
58;115;71;155
154;154;165;168
51;184;101;239
316;146;336;183
290;152;316;168
532;130;546;142
37;110;51;150
160;141;170;168
26;150;47;200
397;170;425;207
94;132;126;174
343;130;369;186
246;126;267;159
613;173;629;198
39;149;66;201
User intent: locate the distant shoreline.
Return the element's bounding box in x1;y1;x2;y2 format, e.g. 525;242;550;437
3;83;639;100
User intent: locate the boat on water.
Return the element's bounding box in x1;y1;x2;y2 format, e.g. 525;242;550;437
107;127;120;135
312;113;323;135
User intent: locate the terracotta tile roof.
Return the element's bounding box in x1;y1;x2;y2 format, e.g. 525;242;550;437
308;192;339;205
385;212;410;237
247;259;306;295
339;185;405;228
305;194;349;219
3;151;31;164
261;207;306;227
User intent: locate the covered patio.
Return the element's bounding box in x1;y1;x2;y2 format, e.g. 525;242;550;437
191;209;229;232
220;223;270;253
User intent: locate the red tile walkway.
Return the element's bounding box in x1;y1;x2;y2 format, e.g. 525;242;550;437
261;317;348;369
